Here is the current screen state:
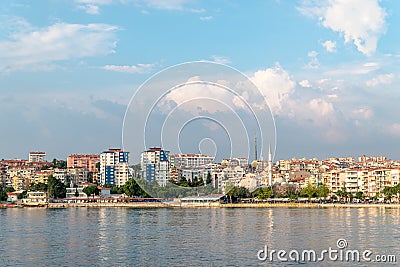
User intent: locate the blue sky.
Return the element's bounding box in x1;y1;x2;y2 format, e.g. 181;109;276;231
1;0;400;162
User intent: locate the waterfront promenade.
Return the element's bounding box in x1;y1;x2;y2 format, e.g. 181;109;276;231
33;202;400;209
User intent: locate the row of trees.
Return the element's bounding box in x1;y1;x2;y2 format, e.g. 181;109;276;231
225;183;332;203
170;174;213;188
382;184;400;202
73;178;218;199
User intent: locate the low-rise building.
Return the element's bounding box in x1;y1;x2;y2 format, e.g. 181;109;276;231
22;191;48;205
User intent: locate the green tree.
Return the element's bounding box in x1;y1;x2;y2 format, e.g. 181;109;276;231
0;187;7;201
28;182;48;191
317;184;330;199
5;186;15;193
87;172;94;183
226;186;250;203
382;186;395;202
123;178;148;197
17;190;27;199
50;159;67;169
301;183;317;201
336;186;348;202
257;187;274;199
74;188;79;197
355;191;364;200
47;175;66;198
206;172;212;185
83;185;99;198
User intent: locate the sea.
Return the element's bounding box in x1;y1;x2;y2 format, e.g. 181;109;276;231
1;207;399;266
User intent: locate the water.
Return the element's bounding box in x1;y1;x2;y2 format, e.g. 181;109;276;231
1;207;399;266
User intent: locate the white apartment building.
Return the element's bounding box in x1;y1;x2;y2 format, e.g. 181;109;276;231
29;152;46;162
100;148;130;187
170;154;214;168
141;147;170;186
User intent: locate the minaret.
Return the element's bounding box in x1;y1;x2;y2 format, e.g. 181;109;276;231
254;135;258;161
268;145;272;186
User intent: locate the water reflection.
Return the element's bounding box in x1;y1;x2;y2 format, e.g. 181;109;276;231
1;207;399;266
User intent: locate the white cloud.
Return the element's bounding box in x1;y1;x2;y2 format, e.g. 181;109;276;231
102;64;154;74
200;16;213;21
352;107;373;119
366;73;394;87
75;0;114;4
299;79;311;88
327;94;338;99
162;77;235;115
75;0;196;11
299;0;387;56
322;40;336;52
251;63;296;114
77;4;100;14
305;50;320;69
324;61;380;76
308;98;334;117
210;55;231;64
0;22;118;72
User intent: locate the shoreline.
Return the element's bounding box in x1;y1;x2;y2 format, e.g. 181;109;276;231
11;202;400;209
4;201;400;209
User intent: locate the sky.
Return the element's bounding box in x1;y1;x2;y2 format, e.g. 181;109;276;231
1;0;400;163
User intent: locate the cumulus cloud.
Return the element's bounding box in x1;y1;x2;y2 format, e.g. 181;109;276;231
251;63;296;115
322;40;336;52
77;4;100;14
102;64;154;74
309;98;334;117
305;50;320;69
299;79;311;88
366;73;394;87
161;77;235;115
0;22;118;72
298;0;387;56
352;107;373;119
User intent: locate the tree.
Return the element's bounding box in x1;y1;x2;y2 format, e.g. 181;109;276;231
87;172;94;183
206;172;212;185
5;186;15;193
301;183;317;201
50;159;67;169
96;162;100;172
17;190;27;199
226;186;250;203
83;185;99;198
317;184;330;199
74;188;79;197
123;178;147;197
355;191;364;200
47;175;66;199
0;187;7;201
336;186;348;202
28;182;48;192
382;186;395;202
257;187;274;199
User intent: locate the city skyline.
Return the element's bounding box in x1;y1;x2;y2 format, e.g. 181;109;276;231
1;1;400;161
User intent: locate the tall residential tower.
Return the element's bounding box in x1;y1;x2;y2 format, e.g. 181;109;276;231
99;148;130;186
141;147;170;186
